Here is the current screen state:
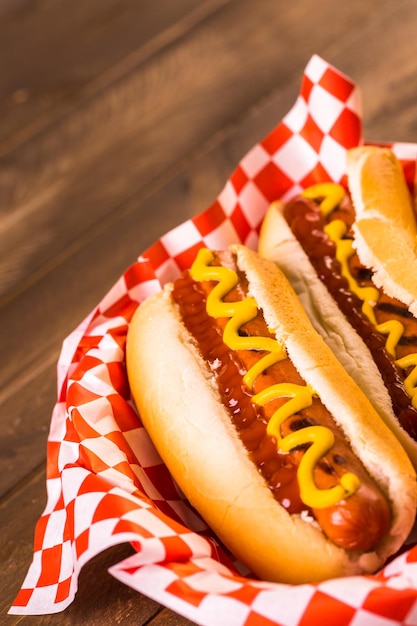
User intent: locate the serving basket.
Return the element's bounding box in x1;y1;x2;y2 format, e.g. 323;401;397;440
10;55;417;626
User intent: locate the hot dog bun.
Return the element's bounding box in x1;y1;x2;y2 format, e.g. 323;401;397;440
258;199;417;463
347;146;417;316
126;244;416;584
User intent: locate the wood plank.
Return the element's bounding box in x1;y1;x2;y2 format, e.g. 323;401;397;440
3;1;417;623
0;362;56;499
0;0;230;151
0;0;391;307
148;610;197;626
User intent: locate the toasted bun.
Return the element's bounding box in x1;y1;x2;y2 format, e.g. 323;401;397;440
126;245;416;584
258;202;417;467
347;146;417;317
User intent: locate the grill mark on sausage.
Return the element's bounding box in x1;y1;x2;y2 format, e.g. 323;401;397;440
376;301;415;319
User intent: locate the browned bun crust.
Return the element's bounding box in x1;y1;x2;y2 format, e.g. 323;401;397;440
126;245;416;584
347;146;417;317
258;201;417;468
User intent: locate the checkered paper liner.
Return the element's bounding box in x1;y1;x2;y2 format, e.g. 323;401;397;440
9;54;417;625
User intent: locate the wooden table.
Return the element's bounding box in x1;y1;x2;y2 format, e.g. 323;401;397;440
2;1;417;624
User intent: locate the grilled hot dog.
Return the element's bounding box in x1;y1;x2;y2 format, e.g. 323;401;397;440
259;149;417;467
126;244;416;584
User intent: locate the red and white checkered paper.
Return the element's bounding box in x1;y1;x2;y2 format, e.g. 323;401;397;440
10;54;417;625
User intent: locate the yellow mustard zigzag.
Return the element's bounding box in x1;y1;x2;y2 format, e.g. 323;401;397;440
189;247;360;509
304;183;417;408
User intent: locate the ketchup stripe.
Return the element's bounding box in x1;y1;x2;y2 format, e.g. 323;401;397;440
284;195;417;441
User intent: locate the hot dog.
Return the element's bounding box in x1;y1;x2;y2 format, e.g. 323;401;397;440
126;244;416;584
258;148;417;468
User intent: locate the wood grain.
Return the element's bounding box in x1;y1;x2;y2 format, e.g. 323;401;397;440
0;0;230;150
2;0;417;623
